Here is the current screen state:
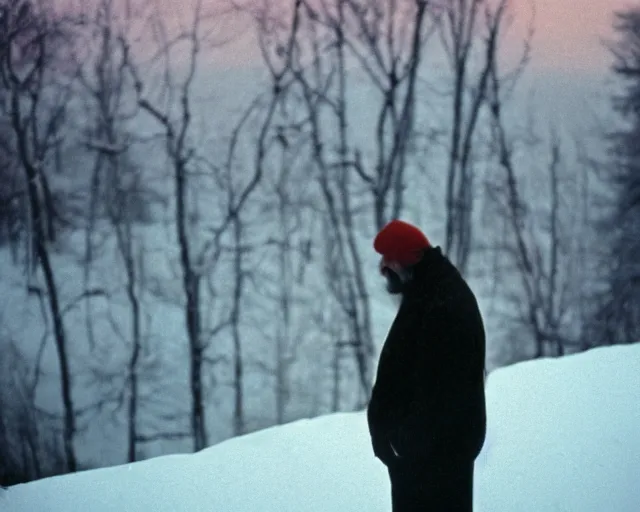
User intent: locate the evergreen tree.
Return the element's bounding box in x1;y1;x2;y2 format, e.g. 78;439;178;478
593;7;640;344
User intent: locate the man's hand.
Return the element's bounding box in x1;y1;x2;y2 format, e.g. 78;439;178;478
389;440;401;458
372;434;396;464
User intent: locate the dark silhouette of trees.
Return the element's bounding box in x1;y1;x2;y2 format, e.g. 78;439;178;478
590;8;640;345
0;0;78;472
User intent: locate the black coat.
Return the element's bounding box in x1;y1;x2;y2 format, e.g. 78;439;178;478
367;247;486;467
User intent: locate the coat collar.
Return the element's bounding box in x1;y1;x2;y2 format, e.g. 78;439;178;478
404;246;459;299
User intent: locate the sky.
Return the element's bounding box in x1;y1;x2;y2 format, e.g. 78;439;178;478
523;0;627;72
154;0;631;75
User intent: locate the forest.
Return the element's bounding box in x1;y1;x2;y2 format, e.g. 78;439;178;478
1;0;638;485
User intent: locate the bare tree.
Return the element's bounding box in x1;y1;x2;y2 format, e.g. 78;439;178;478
437;0;513;275
229;215;248;435
486;50;588;360
249;0;433;403
111;178;144;461
246;114;315;424
218;90;304;433
270;140;312;424
73;0;144;354
122;0;283;447
272;196;294;425
74;0;155;462
0;0;78;471
295;0;374;401
336;0;433;230
121;0;211;450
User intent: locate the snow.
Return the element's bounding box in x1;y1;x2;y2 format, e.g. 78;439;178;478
3;343;640;512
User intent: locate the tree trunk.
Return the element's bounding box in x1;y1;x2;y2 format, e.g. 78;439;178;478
332;341;341;412
275;187;290;425
175;159;206;451
11;89;76;472
118;221;141;463
231;216;245;436
33;190;76;472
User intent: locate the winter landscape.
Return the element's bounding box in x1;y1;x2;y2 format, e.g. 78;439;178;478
1;0;639;509
3;344;640;511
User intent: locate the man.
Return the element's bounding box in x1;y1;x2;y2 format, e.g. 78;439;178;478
367;219;487;512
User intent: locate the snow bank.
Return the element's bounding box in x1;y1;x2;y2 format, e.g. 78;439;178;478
3;343;640;512
477;343;640;511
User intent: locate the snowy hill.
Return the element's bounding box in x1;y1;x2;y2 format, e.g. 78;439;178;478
3;343;639;512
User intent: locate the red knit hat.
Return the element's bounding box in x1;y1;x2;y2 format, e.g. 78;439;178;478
373;220;430;267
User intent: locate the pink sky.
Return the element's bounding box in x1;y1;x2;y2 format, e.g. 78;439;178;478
158;0;627;73
526;0;627;71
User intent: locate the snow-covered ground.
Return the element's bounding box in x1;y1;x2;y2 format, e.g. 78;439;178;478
3;343;639;512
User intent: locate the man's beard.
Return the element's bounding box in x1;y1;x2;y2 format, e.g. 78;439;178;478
384;269;407;295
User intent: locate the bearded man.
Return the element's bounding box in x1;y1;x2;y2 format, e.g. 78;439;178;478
367;219;487;512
